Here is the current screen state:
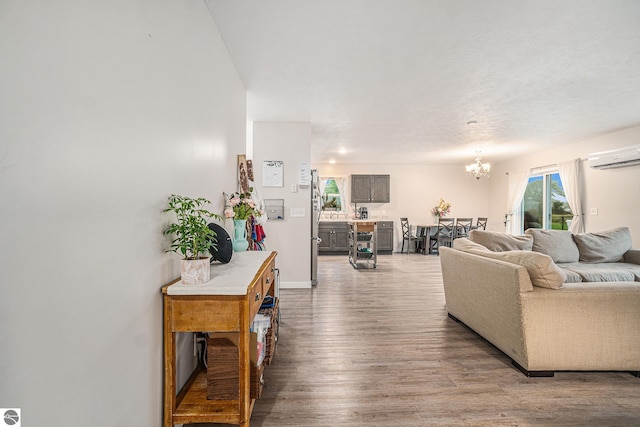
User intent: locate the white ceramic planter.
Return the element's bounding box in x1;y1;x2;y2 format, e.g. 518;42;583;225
181;257;211;285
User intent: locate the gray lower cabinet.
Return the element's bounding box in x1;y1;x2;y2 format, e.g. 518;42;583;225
377;221;394;253
351;174;390;203
318;222;350;254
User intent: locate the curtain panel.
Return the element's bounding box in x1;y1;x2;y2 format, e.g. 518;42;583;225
505;170;530;234
557;159;585;233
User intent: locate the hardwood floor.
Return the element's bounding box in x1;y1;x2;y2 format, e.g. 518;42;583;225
195;254;640;426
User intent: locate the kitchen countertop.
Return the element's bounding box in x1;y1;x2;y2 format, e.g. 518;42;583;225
319;218;392;222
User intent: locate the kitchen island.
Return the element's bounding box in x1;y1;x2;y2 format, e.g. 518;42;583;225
319;219;393;254
348;221;378;269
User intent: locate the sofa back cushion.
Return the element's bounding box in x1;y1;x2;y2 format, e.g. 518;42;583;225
524;229;580;263
468;230;533;252
572;227;632;263
453;238;566;289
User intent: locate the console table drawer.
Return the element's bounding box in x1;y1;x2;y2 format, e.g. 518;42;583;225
263;259;276;294
249;276;264;320
170;296;240;332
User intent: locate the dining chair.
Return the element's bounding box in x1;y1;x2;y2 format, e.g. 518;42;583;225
475;217;488;230
427;226;439;254
414;226;428;254
436;217;456;253
455;217;473;239
400;218;413;254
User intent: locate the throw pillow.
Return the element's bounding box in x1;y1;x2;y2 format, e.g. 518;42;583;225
572;227;632;263
525;229;580;263
478;250;567;289
452;237;491;253
468;230;533;252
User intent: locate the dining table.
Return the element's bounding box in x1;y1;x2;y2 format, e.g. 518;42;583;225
415;224;438;255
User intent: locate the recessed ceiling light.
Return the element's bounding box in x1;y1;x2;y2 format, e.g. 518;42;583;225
329;159;336;164
467;120;478;126
338;148;347;154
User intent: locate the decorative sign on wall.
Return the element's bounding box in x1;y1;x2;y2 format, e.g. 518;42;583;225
263;160;284;187
298;162;311;188
238;154;250;193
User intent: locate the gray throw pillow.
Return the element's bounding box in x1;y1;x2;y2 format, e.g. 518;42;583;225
468;230;533;252
525;229;580;263
572;227;632;263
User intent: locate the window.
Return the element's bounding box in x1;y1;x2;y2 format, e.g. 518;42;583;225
320;177;347;213
522;172;573;231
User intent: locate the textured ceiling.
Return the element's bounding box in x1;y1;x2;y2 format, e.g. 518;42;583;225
207;0;640;165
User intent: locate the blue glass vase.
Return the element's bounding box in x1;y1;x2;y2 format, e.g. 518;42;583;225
232;219;249;252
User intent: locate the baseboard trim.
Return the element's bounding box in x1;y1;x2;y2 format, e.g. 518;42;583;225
280;281;312;289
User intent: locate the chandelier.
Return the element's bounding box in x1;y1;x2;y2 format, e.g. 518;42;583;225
465;153;491;180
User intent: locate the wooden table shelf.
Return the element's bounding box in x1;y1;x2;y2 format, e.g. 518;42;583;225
162;251;277;427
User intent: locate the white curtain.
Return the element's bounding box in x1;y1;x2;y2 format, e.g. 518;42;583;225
505;170;530;234
557;159;584;233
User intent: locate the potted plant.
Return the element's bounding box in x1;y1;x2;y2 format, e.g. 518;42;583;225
164;194;222;285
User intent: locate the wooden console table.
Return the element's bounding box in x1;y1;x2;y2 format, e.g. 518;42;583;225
161;251;277;427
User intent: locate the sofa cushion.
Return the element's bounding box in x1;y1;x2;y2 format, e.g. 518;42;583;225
619;263;640;281
561;262;635;282
472;250;567;289
616;262;640;282
468;230;533;252
525;229;580;263
572;227;632;263
556;264;583;283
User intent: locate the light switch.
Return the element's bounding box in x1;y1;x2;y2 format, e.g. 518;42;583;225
290;208;305;217
590;208;598;215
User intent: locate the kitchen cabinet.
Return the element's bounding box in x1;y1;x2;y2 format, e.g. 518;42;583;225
318;221;350;254
351;174;390;203
376;221;394;253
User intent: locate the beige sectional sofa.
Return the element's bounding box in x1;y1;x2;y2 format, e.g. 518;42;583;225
439;227;640;377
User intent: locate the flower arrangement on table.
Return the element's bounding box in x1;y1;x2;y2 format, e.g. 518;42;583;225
432;197;452;218
224;189;263;220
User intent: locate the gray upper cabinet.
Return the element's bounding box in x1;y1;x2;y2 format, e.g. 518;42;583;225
371;175;390;203
351;174;390;203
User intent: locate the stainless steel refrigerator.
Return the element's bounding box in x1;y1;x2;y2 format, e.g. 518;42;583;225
311;169;321;286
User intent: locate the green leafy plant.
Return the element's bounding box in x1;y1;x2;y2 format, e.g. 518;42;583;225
163;195;222;260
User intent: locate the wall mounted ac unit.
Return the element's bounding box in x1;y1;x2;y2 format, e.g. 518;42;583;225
588;144;640;169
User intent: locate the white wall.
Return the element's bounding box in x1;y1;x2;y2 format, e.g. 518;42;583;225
252;122;312;287
313;163;492;252
0;2;245;425
489;125;640;244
